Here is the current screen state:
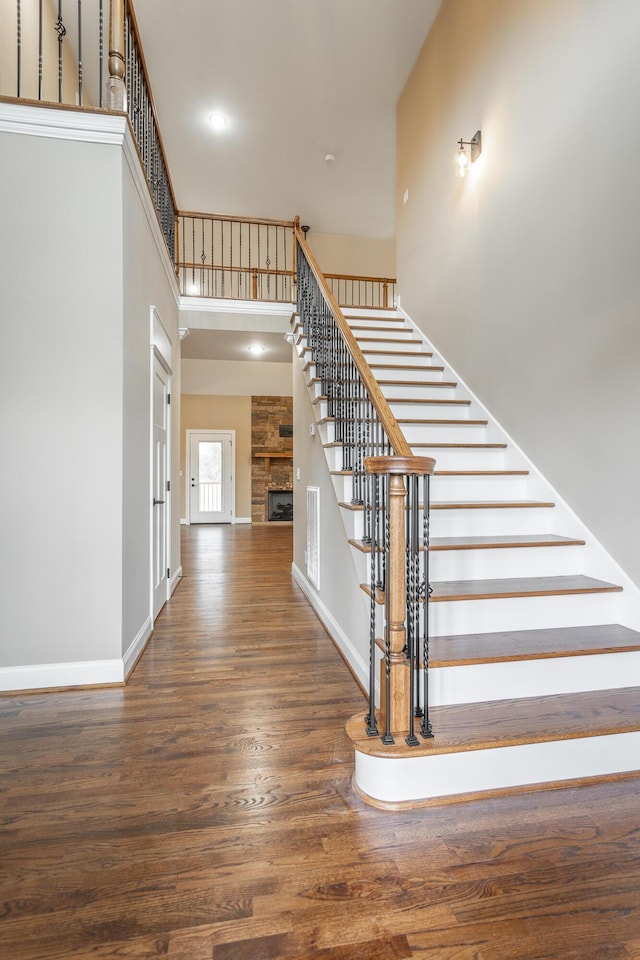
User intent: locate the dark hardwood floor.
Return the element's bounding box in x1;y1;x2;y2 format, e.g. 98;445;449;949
2;523;640;959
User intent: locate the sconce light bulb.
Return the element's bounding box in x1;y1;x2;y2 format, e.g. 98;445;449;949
455;147;468;178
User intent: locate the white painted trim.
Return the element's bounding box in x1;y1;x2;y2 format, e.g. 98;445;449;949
0;101;128;143
398;303;640;624
169;565;183;596
0;659;125;692
180;518;189;525
123;617;153;680
355;731;640;805
179;296;294;317
234;517;252;524
292;561;368;691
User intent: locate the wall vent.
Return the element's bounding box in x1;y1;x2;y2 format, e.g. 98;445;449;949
306;486;320;589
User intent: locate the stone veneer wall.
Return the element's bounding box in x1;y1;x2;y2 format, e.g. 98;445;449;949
251;396;294;523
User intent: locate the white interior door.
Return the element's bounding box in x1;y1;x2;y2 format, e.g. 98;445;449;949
152;356;170;618
188;431;234;523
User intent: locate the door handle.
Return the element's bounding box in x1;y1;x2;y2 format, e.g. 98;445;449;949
153;498;165;506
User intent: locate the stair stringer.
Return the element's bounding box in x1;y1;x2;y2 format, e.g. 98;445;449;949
394;304;640;630
289;347;377;695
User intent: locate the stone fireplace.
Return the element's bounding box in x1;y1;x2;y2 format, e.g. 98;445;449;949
251;396;293;523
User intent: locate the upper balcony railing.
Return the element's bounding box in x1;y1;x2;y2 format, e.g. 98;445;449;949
176;211;396;309
3;0;177;258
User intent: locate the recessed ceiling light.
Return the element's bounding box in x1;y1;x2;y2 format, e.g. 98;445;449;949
209;112;228;132
248;345;265;355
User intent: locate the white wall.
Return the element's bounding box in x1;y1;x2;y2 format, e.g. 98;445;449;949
396;0;640;588
0;105;180;685
0;127;124;670
292;359;370;690
122;157;181;657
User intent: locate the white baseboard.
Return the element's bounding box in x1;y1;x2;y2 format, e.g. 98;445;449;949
234;517;252;524
0;658;125;692
123;616;153;680
169;566;183;596
291;561;368;691
180;518;188;525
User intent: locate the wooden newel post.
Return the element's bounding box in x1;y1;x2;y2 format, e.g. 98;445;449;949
366;455;436;739
106;0;126;111
384;472;410;732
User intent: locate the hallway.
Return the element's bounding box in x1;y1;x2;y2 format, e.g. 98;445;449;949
2;524;640;959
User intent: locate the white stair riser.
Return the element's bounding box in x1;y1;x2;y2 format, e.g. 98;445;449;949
432;475;528;500
380;383;458;400
344;309;396;321
430;506;556;538
354;731;640;805
388;401;472;419
335;474;528;504
430;544;585;581
429;650;640;706
409;448;507;470
399;423;487;443
371;366;445;382
362;350;435;364
430;590;621;637
352;328;416;341
348;542;584;584
356;338;425;352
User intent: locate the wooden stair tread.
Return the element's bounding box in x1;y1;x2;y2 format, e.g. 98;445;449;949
430;623;640;667
430;575;622;602
332;469;528;477
348;533;585;553
386;397;471;406
431;499;554;509
346;685;640;758
339;499;551;511
362;349;435;357
411;442;507;449
349;324;410;332
434;470;529;476
319;417;487;426
353;336;422;345
361;575;622;603
367;363;445;371
397;418;487;425
315;396;471;407
377;379;457;388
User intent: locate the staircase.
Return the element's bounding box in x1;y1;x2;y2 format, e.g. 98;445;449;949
293;305;640;807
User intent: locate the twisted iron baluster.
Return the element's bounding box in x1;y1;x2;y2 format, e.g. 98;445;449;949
77;1;82;105
381;473;393;745
366;473;379;736
421;474;434;739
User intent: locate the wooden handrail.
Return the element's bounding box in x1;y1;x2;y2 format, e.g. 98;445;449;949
294;220;412;458
178;262;294;279
178;210;295;229
324;272;396;285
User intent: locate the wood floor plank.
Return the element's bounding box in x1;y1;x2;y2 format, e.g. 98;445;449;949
2;525;640;960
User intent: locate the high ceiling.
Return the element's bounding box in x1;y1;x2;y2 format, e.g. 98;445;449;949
132;0;442;239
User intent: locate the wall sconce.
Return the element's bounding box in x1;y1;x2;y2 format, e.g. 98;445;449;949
455;130;482;177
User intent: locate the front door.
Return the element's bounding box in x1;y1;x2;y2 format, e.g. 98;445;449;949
152;356;170;619
188;431;234;523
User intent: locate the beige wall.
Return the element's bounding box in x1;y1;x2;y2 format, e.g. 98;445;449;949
181;395;252;521
307;231;395;278
182;357;292;397
396;0;640;587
